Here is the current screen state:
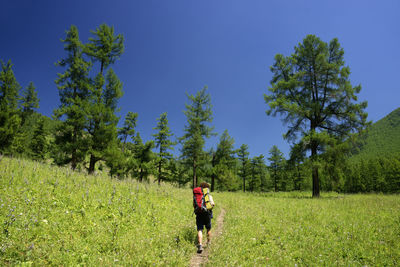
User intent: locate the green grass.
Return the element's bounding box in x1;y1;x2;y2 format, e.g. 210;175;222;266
0;156;201;265
1;156;399;266
208;192;400;266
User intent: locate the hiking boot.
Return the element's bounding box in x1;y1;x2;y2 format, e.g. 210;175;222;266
197;244;203;254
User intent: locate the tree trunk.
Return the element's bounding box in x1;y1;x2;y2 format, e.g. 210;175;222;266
158;160;162;185
71;151;77;170
88;61;103;176
139;167;143;182
88;154;96;174
211;153;216;192
242;165;246;192
312;166;320;197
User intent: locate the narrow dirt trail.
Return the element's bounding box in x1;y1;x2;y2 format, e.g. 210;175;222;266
189;208;226;267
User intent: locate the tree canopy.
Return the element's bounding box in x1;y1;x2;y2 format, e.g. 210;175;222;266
180;86;214;188
2;26;399;194
265;35;368;197
0;60;21;152
53;25;91;169
153;112;175;185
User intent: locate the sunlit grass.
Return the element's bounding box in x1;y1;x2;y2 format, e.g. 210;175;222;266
1;156;399;266
0;156;197;265
208;191;400;266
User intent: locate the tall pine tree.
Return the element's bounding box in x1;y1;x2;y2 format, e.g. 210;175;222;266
20;81;39;123
214;130;237;191
180;87;214;188
237;144;250;192
132;133;155;182
85;24;124;174
86;69;123;173
249;155;265;192
53;25;91;169
265;35;368;197
268;145;285;192
30;118;47;161
153;112;174;185
0;60;21;153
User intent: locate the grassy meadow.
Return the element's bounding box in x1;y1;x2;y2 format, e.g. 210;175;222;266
208;192;400;266
1;156;399;266
0;156;211;265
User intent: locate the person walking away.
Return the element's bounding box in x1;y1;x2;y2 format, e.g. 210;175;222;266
193;182;215;253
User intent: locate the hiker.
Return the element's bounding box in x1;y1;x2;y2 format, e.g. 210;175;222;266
193;182;215;253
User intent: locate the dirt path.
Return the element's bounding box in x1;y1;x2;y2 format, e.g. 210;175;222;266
189;208;226;267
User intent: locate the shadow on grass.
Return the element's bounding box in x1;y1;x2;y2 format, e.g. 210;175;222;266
176;225;197;246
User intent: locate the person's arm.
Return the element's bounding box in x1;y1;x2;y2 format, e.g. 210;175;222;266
209;194;215;206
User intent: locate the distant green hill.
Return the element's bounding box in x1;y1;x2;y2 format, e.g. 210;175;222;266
352;107;400;160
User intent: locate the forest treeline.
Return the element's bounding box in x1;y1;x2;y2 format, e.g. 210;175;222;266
1;24;399;194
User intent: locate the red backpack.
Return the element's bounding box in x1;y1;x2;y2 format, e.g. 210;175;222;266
193;187;212;214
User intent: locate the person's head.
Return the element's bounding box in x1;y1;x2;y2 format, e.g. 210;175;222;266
200;182;210;189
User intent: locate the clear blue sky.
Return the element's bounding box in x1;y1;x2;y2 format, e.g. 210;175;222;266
1;0;399;159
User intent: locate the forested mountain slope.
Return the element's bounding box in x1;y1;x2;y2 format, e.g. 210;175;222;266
352;107;400;160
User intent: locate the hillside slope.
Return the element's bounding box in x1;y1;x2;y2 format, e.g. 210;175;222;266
0;156;205;265
352;107;400;160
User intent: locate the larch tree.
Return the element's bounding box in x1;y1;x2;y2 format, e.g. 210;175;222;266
249;155;265;192
105;111;139;178
53;25;91;170
265;35;368;197
85;24;124;174
214;129;237;191
119;111;138;152
85;24;124;75
267;145;285;192
0;60;21;153
86;69;123;174
20;81;39;123
237;144;250;192
30;118;47;161
132;132;155;182
13;81;40;155
180;86;214;188
153;112;175;185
